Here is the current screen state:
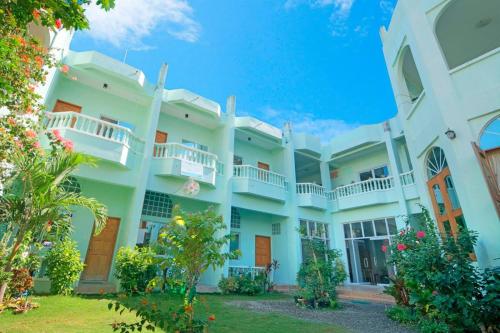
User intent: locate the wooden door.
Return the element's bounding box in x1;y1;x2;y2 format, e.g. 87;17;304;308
257;162;270;182
472;143;500;218
81;217;120;281
255;236;271;267
52;100;82;127
153;130;168;157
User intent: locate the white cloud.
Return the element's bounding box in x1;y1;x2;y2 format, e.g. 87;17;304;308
284;0;355;37
257;106;359;142
84;0;201;49
379;0;395;15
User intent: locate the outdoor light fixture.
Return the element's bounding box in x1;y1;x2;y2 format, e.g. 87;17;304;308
445;128;456;140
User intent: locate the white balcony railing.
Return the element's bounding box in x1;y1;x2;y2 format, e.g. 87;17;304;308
45;112;144;154
153;142;217;168
399;170;415;186
296;183;327;197
335;177;395;199
233;165;287;188
228;265;266;279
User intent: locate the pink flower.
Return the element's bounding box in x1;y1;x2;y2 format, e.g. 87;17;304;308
63;139;74;152
381;245;387;253
33;141;41;149
416;231;426;239
60;64;69;73
15;141;23;148
397;243;407;251
25;129;37;138
399;230;405;236
55;18;62;29
52;129;63;141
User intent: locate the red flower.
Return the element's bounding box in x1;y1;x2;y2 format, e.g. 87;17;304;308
60;64;69;73
416;231;426;239
26;129;37;138
399;230;405;236
208;314;216;321
381;245;387;253
55;18;62;29
397;243;407;251
35;56;44;68
52;129;63;141
63;139;74;152
33;9;41;21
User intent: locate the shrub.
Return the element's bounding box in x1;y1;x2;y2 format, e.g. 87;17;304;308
8;268;33;297
114;246;158;293
218;274;263;295
295;237;346;309
45;240;84;295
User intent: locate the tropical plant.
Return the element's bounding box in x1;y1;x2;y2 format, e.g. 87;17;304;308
295;230;346;309
114;246;159;293
0;135;107;303
45;239;85;295
109;206;239;332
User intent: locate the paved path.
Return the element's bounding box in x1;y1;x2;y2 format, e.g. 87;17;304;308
227;299;416;333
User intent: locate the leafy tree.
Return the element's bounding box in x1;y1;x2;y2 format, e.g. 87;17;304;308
0;135;107;303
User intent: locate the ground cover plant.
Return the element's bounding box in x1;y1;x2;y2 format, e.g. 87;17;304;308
384;207;500;333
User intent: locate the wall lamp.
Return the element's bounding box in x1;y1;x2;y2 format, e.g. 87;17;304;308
445;128;456;140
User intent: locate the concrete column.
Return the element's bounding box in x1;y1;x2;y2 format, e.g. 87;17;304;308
383;121;409;228
320;160;332;191
201;96;236;287
123;64;168;247
281;123;301;285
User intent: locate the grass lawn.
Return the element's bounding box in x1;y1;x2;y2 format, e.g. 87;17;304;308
0;293;349;333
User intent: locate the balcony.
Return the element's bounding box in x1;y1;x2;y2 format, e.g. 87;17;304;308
296;183;328;210
233;165;287;202
331;177;397;210
44;112;144;168
151;143;218;185
400;170;419;200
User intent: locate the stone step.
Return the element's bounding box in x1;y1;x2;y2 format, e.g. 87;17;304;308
76;281;116;295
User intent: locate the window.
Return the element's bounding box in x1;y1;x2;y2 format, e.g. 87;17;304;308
401;47;424;102
230;207;241;229
61;176;81;194
359;165;389;181
272;223;281;235
427;147;448;179
142;190;173;218
137;221;164;246
300;219;330;262
435;0;500;69
230;233;240;252
233;155;243;166
343;217;398;240
182;139;208;152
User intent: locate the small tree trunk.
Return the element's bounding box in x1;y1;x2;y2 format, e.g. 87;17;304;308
0;235;25;303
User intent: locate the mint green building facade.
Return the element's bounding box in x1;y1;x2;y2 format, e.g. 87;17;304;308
33;0;499;292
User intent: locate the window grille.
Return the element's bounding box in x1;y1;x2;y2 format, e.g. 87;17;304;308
142;190;173;218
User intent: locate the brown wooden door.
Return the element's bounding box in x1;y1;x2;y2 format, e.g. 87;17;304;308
81;217;120;281
255;236;271;267
52;100;82;127
258;162;269;170
472;143;500;218
153;130;168;157
257;162;270;182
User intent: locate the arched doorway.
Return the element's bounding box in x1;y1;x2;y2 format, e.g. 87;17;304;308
426;147;468;238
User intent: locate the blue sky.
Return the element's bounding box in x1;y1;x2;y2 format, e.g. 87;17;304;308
72;0;397;139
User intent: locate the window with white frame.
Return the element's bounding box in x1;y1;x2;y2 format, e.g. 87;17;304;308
300;219;330;262
230;233;240;253
272;223;281;235
342;217;398;240
182;139;208;152
137;220;165;246
359;165;389;181
230;207;241;229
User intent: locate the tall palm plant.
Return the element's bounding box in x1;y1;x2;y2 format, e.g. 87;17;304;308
0;147;107;303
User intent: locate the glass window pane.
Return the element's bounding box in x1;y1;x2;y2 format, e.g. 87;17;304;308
387;218;398;235
362;221;374;237
445;176;461;210
230;233;240;252
308;221;315;237
351;222;363;238
374;219;388;236
432;184;446;215
343;224;352;238
359;171;373;181
442;220;453;237
374;166;389;178
300;220;307;236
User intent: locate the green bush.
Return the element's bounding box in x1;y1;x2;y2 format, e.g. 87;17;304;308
45;240;84;295
218;274;264;295
114;246;158;293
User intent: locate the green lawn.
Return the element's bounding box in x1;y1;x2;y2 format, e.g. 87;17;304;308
0;294;348;333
